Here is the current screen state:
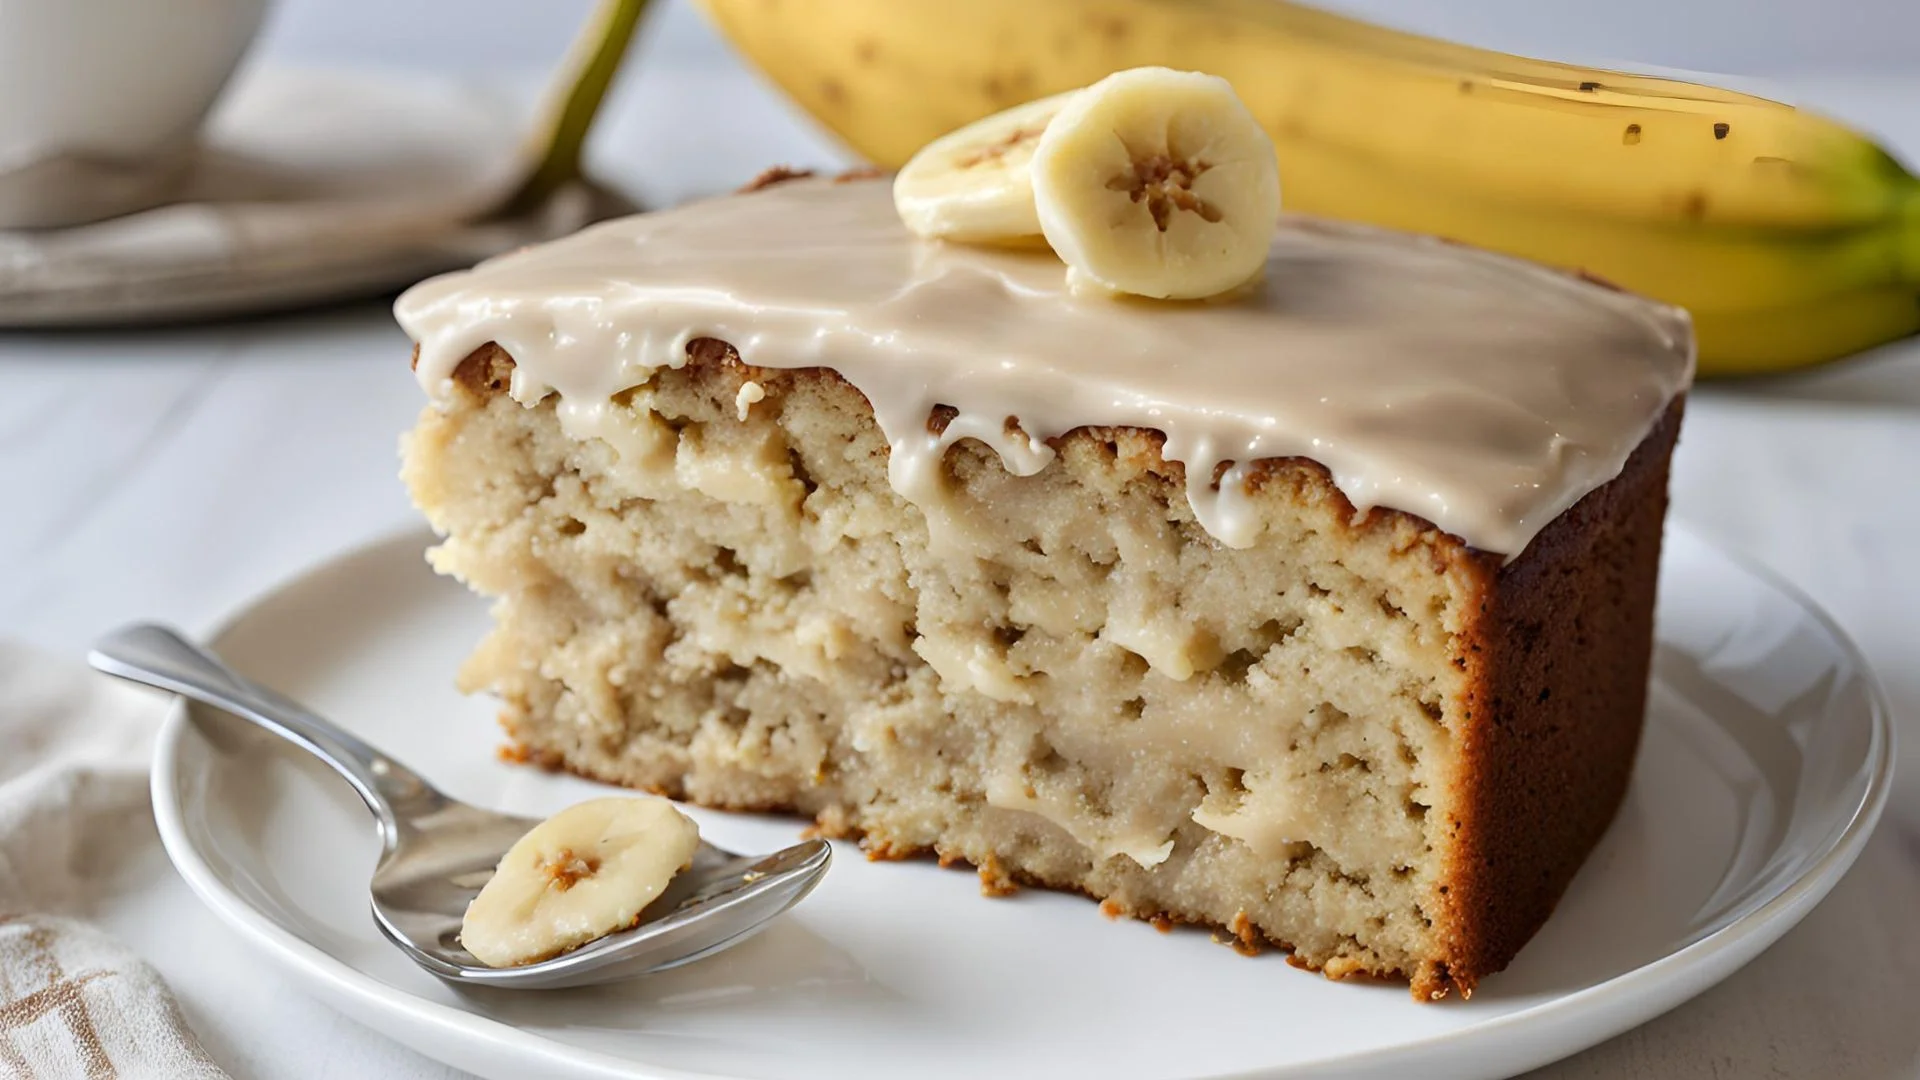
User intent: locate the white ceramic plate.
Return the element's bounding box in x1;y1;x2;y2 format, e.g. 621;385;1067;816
150;525;1893;1080
0;67;621;327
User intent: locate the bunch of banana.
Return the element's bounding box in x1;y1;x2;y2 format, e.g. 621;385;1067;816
691;0;1920;376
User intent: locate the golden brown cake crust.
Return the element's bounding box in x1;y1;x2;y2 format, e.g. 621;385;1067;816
1429;399;1681;999
438;340;1682;1000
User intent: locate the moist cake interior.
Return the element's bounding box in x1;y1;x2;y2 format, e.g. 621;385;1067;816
398;175;1693;999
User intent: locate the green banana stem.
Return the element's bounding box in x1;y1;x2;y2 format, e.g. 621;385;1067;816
501;0;653;218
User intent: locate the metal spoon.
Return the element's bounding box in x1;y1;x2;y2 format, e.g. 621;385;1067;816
89;622;831;990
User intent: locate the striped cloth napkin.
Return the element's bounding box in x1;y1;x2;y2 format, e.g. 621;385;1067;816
0;643;228;1079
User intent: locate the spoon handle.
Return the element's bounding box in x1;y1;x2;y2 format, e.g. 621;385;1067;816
89;623;436;831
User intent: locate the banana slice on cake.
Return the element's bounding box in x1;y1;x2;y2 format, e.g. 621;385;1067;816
893;90;1079;242
460;795;700;968
1031;68;1281;300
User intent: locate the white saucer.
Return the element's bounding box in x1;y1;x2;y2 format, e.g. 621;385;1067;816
149;525;1893;1080
0;67;621;327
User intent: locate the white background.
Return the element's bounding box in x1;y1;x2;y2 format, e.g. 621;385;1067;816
259;0;1920;76
4;2;1919;1078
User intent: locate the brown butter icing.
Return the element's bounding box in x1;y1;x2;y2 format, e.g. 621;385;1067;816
398;178;1693;558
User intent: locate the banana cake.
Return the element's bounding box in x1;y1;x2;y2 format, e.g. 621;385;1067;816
396;172;1693;1000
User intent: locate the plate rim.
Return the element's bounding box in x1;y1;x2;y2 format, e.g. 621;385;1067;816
147;522;1897;1080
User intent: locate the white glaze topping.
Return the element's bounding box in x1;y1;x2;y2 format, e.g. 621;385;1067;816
398;178;1692;558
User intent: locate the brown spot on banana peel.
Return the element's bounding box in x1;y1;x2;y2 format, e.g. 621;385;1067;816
1751;156;1818;183
1624;123;1643;145
1578;80;1601;92
1575;269;1629;293
1714;122;1731;139
819;78;846;107
979;71;1037;106
1682;191;1709;219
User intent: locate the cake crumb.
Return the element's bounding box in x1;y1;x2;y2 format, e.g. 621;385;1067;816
496;741;566;772
863;838;916;862
1099;898;1125;920
979;854;1020;897
1149;914;1175;934
735;381;766;420
1323;956;1367;980
806;805;860;840
1228;911;1264;956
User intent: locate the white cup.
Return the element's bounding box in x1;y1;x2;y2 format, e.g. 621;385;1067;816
0;0;270;229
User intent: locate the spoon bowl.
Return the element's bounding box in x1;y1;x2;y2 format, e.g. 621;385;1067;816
91;622;831;990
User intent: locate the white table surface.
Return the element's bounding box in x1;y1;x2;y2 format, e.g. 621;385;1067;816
3;15;1918;1078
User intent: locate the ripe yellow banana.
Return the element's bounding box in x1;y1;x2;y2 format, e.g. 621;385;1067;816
692;0;1920;376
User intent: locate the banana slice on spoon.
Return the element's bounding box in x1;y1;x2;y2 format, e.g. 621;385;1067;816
1031;67;1281;301
461;796;701;968
893;90;1080;242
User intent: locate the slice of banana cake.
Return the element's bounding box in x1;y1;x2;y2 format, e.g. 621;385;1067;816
397;171;1691;1000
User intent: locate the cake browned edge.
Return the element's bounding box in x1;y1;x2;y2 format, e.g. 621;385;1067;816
1430;396;1678;998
